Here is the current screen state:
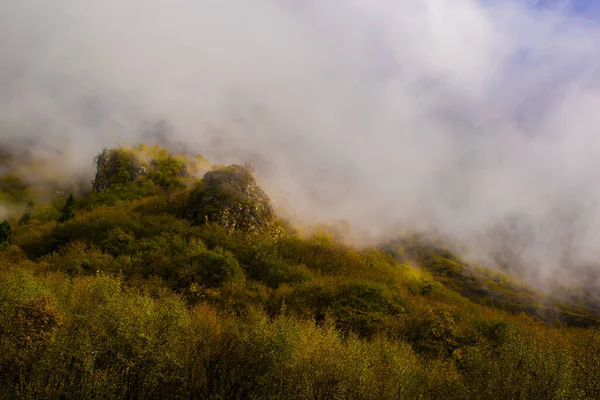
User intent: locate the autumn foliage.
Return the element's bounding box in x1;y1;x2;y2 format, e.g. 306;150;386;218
0;144;598;399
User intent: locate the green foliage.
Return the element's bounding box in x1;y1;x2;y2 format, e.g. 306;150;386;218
58;194;75;223
0;174;32;204
1;143;600;399
92;145;203;195
187;247;245;288
147;156;188;190
287;279;405;338
383;235;600;326
403;305;464;357
0;220;13;244
18;201;35;226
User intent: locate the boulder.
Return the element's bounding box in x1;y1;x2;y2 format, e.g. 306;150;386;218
185;165;282;237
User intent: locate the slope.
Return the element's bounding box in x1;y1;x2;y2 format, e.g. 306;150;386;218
0;144;599;399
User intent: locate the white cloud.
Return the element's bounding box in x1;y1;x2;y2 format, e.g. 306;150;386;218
2;0;600;282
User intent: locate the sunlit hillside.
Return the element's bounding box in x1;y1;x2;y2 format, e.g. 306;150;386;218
0;144;599;399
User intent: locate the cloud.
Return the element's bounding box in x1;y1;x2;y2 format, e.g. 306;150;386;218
2;0;600;283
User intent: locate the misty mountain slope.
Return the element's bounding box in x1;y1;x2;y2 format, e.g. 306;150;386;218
4;0;600;319
0;139;90;211
1;144;600;399
5;143;597;325
381;235;600;327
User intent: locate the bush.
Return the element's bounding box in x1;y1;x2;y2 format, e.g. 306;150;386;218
190;248;245;287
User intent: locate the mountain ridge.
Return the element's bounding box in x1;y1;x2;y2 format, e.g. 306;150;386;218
1;143;599;399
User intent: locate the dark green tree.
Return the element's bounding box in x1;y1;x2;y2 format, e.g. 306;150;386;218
58;194;75;223
18;201;35;226
0;220;13;243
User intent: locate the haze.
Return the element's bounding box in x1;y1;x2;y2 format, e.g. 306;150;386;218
2;0;600;284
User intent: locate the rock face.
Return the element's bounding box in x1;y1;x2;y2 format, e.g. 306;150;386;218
92;149;147;192
92;146;205;192
185;165;282;237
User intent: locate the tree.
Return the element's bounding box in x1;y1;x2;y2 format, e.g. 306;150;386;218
18;201;35;226
0;220;13;243
58;194;75;223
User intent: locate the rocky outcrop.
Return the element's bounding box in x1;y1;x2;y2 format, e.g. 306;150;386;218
92;149;148;192
184;165;282;237
92;146;207;192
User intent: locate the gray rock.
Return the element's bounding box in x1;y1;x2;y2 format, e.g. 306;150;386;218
185;165;282;237
92;149;148;192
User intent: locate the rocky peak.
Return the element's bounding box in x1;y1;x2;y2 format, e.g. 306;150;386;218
184;165;282;237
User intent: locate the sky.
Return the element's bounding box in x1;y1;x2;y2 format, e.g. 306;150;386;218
537;0;600;15
2;0;600;286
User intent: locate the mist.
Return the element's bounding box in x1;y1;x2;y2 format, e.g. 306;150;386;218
2;0;600;285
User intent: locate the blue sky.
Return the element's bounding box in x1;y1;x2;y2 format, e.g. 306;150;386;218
533;0;600;17
564;0;600;12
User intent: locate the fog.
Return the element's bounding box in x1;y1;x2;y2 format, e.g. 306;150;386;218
2;0;600;284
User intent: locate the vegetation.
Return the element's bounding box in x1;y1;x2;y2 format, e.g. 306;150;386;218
58;194;75;223
381;235;600;327
0;220;12;244
0;144;599;399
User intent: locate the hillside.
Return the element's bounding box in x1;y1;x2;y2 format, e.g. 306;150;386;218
381;235;600;327
1;144;599;399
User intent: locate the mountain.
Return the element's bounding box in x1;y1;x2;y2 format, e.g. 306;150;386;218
0;144;599;399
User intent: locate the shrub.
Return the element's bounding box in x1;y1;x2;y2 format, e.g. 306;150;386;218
189;248;245;288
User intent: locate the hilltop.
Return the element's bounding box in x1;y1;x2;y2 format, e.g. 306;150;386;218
0;144;599;399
